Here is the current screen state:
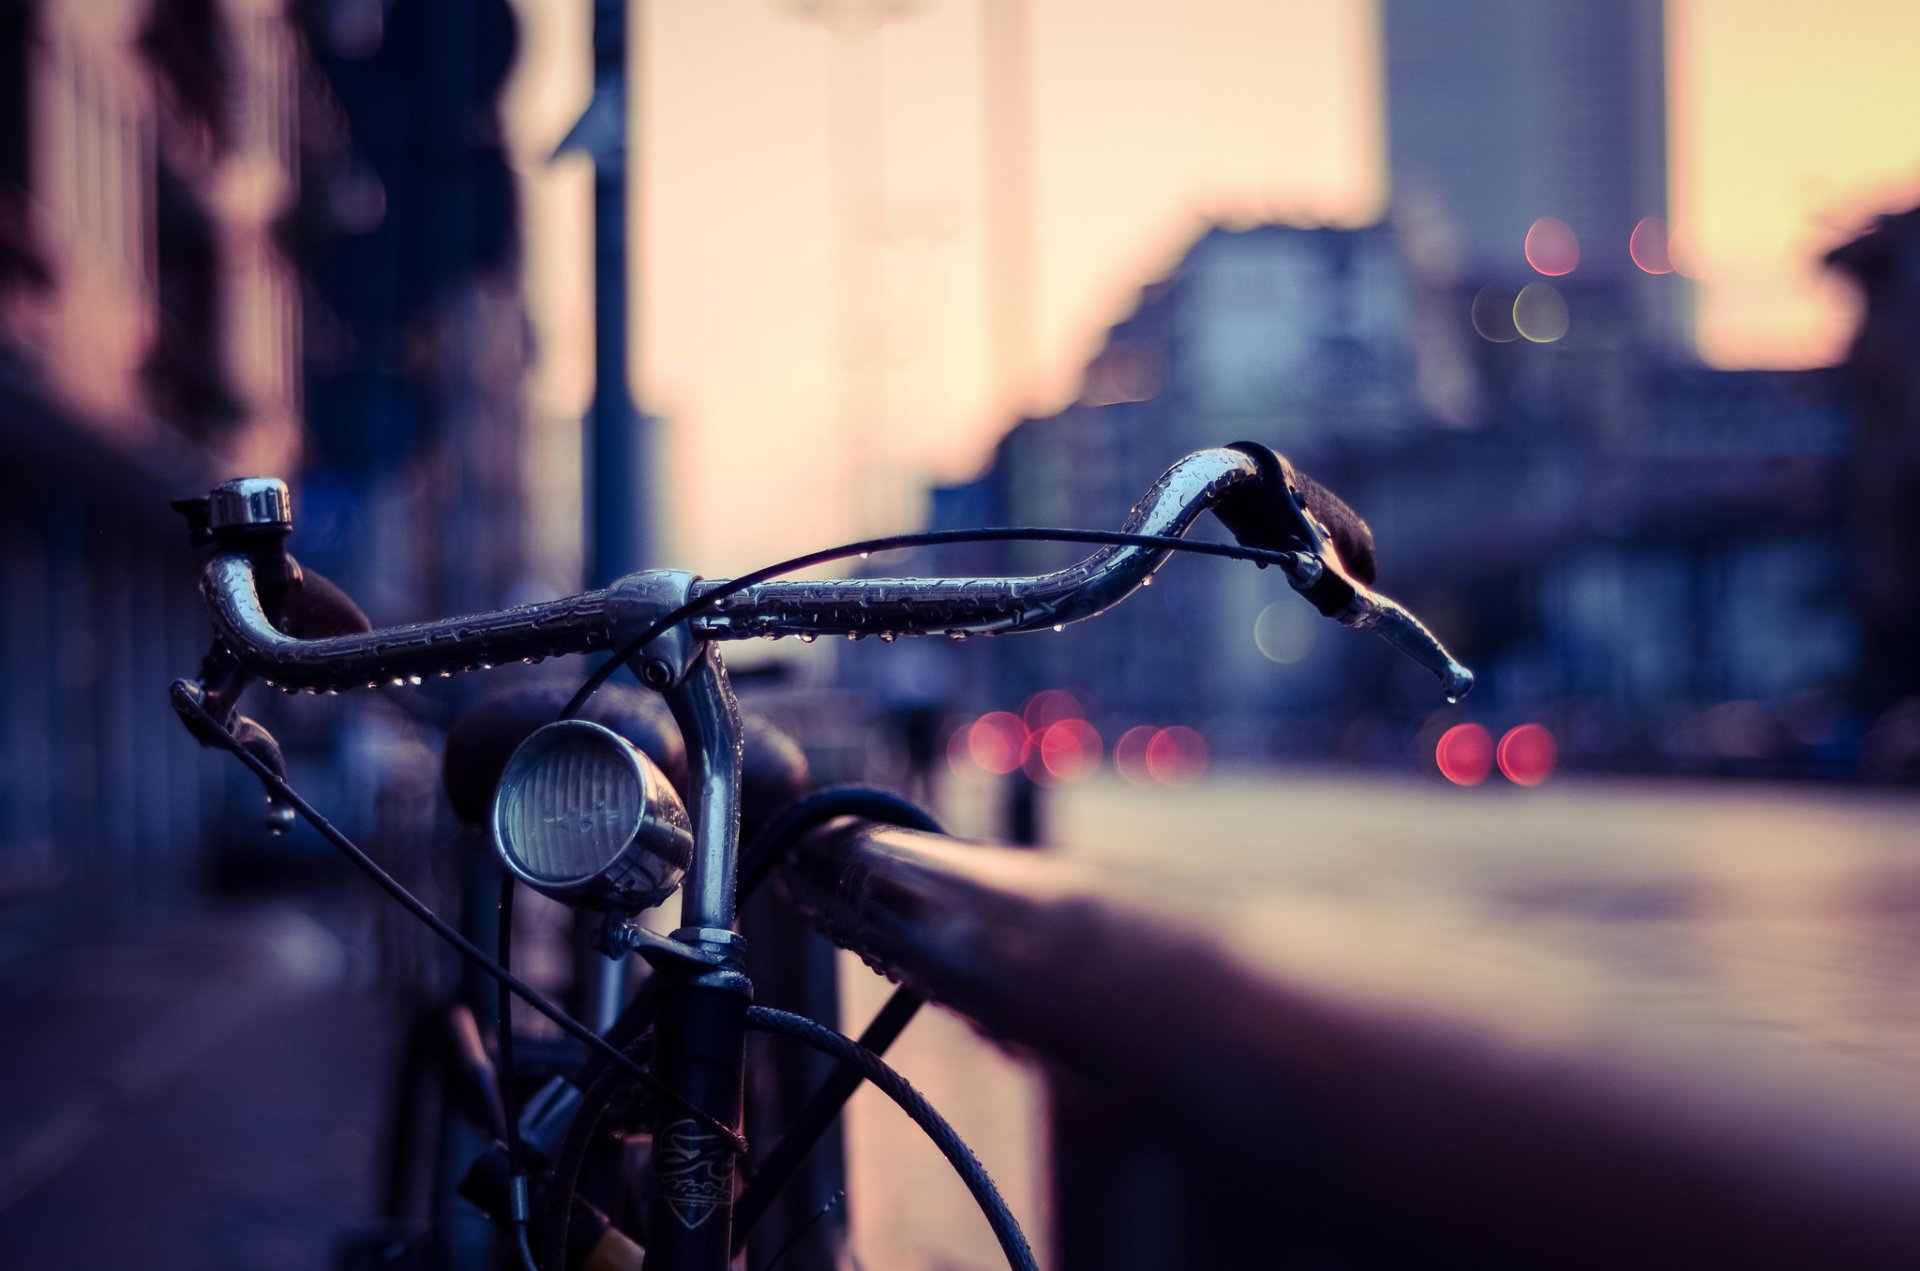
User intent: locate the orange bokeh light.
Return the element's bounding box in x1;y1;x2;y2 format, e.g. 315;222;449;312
1435;723;1493;786
1524;216;1580;276
1497;723;1558;786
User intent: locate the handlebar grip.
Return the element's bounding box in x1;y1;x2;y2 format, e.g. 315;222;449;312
1217;443;1377;587
1288;468;1377;587
280;559;373;640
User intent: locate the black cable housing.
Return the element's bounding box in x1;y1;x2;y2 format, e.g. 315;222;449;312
171;685;746;1155
746;1005;1037;1271
560;524;1305;719
497;877;539;1271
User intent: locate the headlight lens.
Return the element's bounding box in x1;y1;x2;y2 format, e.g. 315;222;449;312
491;720;691;911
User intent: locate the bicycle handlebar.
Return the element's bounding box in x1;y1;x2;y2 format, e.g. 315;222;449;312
187;446;1472;700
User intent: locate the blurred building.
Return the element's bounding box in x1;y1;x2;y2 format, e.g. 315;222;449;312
899;0;1879;782
1383;0;1683;350
0;0;533;951
932;211;1861;778
289;0;529;622
1827;206;1920;711
909;222;1422;753
0;0;308;948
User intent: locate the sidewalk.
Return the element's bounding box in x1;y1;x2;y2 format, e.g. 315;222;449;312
0;899;404;1270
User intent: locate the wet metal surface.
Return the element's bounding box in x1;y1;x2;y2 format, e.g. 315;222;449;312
789;771;1920;1267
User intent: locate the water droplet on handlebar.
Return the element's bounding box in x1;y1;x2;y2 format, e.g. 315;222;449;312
846;631;863;641
1445;694;1459;705
439;670;454;679
797;633;816;643
408;674;424;686
1052;624;1064;633
860;551;871;560
878;631;898;642
1141;575;1153;587
391;678;406;687
947;630;969;642
760;632;780;641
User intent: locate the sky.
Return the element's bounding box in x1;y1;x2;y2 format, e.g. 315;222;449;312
502;0;1920;577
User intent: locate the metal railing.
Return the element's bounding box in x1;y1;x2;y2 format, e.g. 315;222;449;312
780;817;1920;1270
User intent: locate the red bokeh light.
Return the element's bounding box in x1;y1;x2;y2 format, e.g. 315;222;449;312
1145;726;1209;786
1023;688;1084;732
1497;723;1557;786
945;722;973;776
1038;718;1103;782
966;711;1030;776
1113;725;1157;787
1435;723;1493;786
1629;216;1672;274
1524;216;1580;276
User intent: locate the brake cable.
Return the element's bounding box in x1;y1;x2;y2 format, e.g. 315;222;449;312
172;686;748;1155
185;523;1319;1263
560;525;1310;719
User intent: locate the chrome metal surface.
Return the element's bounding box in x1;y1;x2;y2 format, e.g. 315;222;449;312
207;477;292;532
201;553;619;691
194;447;1470;701
490;719;692;911
689;447;1271;641
607;569;703;685
777;809;1920;1267
1335;588;1477;700
663;646;745;934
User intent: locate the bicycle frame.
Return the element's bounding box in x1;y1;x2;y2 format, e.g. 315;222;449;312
171;443;1472;1270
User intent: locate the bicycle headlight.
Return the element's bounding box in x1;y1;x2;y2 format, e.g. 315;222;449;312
490;720;692;912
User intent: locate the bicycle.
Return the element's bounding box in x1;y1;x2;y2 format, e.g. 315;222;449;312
169;442;1472;1269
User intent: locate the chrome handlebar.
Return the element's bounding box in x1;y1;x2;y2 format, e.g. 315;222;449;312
194;447;1473;700
691;447;1265;640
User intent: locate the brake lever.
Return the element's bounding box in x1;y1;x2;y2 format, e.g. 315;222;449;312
1332;583;1475;702
1219;446;1474;701
171;681;298;832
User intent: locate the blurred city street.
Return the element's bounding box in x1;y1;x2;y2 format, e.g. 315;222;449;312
7;0;1920;1266
0;902;398;1270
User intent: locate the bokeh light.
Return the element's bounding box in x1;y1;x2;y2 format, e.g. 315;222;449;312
1253;601;1316;664
966;711;1029;776
1629;216;1673;274
1524;216;1580;276
1513;282;1570;343
1038;718;1103;782
1145;726;1209;786
1112;725;1158;787
1497;723;1558;786
1470;287;1519;343
1667;228;1703;280
1435;723;1494;786
1023;688;1084;732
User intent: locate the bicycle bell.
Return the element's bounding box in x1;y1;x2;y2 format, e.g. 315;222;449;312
490;720;692;912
